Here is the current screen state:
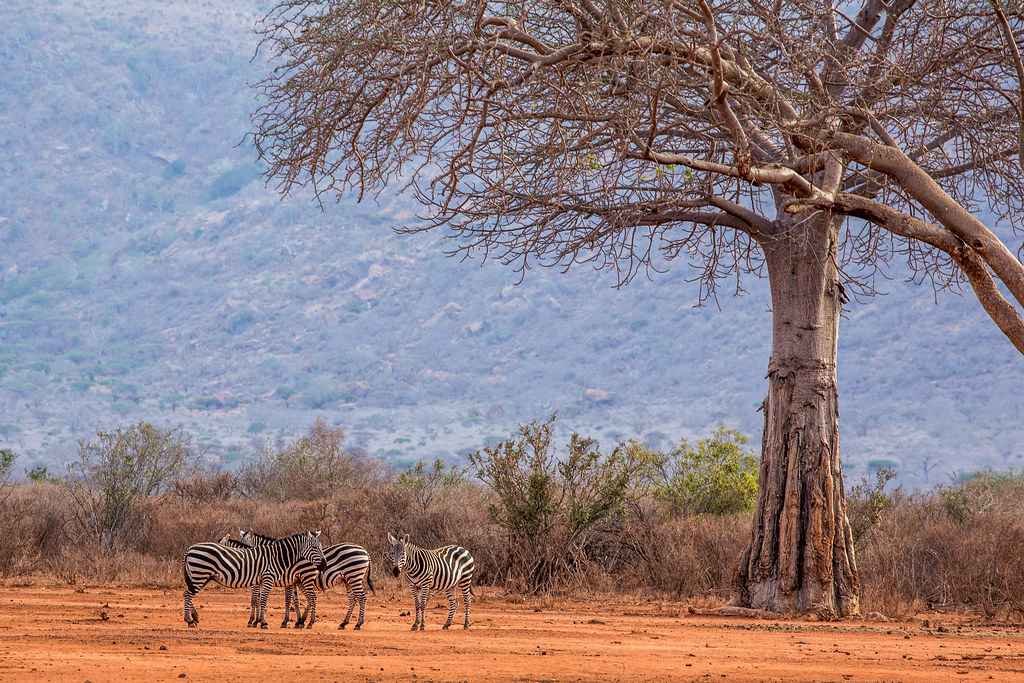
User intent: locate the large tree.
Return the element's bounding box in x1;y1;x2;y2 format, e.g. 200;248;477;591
251;0;1024;617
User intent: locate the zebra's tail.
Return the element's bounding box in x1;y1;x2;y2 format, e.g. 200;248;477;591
365;560;376;596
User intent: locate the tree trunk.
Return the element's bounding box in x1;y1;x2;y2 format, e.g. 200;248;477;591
730;212;860;618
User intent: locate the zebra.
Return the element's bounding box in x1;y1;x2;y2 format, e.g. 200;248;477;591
387;532;475;630
182;529;326;629
212;530;319;629
242;529;376;630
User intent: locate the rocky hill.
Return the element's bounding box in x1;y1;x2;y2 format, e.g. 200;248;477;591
1;0;1022;488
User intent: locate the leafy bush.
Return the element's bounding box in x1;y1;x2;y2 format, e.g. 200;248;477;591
848;467;900;542
648;426;759;516
62;421;198;551
468;415;654;593
26;464;61;484
389;458;466;512
0;448;18;501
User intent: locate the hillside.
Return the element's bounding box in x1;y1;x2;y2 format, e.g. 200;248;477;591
1;0;1022;488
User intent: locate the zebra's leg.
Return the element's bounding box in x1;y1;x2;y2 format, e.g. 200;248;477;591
462;583;472;629
299;582;317;629
413;585;425;634
183;575;210;627
281;586;294;628
442;587;456;629
183;587;199;627
354;582;367;630
248;586;260;627
257;576;274;629
339;585;356;629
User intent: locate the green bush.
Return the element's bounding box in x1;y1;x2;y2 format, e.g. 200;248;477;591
648;426;759;516
26;464;61;484
848;467;900;542
0;448;18;499
468;415;654;593
389;459;466;512
62;422;198;551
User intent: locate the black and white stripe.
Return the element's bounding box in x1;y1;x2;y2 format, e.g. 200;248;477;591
223;530;319;629
387;532;475;630
243;529;375;630
182;529;326;629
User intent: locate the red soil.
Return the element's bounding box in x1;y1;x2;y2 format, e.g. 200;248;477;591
1;584;1022;681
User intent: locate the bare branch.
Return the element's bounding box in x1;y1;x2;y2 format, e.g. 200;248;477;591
989;0;1024;169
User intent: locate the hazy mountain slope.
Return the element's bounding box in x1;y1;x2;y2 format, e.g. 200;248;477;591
1;0;1021;488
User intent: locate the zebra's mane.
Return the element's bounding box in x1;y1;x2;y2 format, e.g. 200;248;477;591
246;529;277;544
246;530;316;546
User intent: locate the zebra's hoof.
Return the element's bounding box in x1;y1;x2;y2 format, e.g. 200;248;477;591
260;622;268;630
442;624;451;630
354;625;361;631
338;624;346;630
187;623;197;628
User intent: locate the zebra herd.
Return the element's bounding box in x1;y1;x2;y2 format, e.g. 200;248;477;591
181;530;475;631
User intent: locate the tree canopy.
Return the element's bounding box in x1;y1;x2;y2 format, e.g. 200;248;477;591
254;0;1024;345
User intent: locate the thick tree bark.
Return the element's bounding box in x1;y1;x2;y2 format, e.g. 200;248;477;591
730;212;860;618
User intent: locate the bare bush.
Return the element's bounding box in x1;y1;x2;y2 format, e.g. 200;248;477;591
170;471;240;505
856;472;1024;619
0;482;67;577
239;420;389;501
616;501;751;598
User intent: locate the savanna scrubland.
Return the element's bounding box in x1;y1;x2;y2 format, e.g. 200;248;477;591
3;420;1024;623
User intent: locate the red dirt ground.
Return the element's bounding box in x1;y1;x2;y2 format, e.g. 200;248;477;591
1;584;1022;681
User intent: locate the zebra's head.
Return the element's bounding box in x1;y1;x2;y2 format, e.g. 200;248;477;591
387;532;410;578
301;529;327;573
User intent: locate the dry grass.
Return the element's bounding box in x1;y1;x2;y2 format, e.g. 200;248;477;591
4;471;1024;621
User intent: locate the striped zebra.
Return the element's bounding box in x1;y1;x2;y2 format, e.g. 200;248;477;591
387;532;475;630
182;529;326;629
215;530;319;629
242;529;375;630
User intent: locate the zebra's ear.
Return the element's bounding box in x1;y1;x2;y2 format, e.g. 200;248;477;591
387;532;397;545
403;533;410;544
314;529;322;538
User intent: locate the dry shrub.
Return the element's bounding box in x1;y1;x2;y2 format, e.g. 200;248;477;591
0;483;67;577
131;496;263;559
170;472;240;504
10;442;1024;620
857;472;1024;619
366;481;502;586
617;502;750;597
239;420;389;501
